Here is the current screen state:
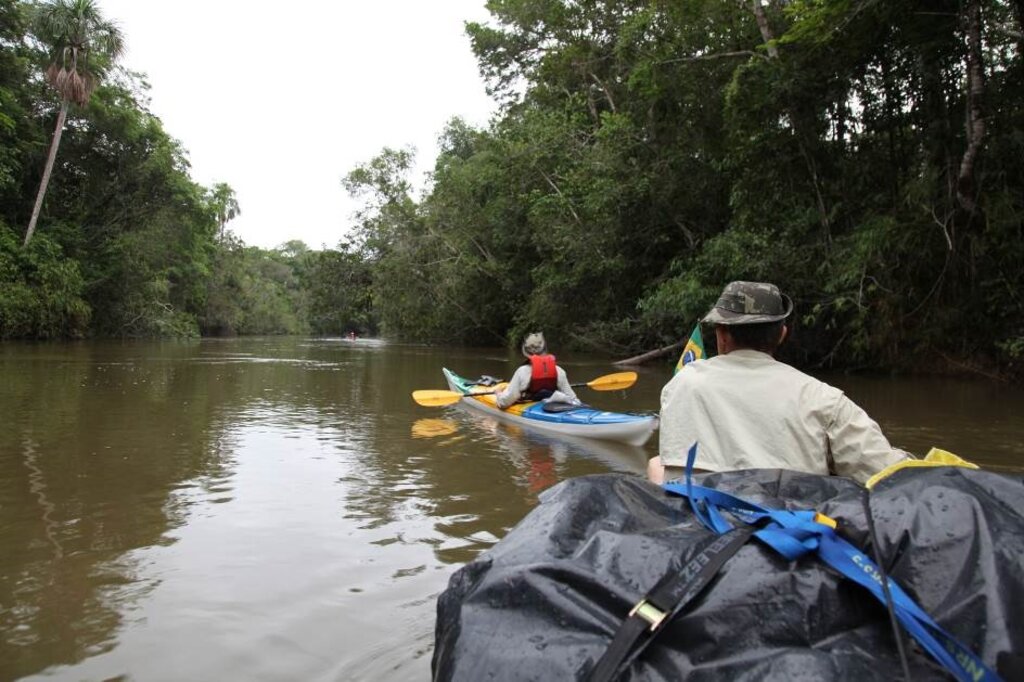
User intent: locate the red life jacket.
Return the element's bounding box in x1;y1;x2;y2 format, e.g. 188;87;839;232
527;354;558;395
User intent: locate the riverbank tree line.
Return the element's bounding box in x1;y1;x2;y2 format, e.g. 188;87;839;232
3;0;1023;377
345;0;1024;375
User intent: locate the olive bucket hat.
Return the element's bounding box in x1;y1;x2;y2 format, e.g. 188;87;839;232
702;281;793;326
521;332;547;356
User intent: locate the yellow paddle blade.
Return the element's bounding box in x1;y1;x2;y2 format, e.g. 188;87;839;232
585;371;638;391
413;372;634;407
411;418;459;438
412;389;465;407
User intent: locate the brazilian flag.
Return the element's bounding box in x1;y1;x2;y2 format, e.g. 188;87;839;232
674;324;705;374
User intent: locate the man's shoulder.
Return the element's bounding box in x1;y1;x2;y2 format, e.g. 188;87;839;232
766;359;848;406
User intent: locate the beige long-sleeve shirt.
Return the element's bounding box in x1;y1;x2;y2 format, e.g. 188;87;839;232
495;364;579;409
659;350;907;484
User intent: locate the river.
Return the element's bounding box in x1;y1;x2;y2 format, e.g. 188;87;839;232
1;337;1022;681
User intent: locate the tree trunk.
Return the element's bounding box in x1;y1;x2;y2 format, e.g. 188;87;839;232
750;0;779;58
956;0;986;216
614;339;686;366
24;99;69;247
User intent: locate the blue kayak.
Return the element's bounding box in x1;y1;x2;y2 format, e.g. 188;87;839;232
443;368;658;446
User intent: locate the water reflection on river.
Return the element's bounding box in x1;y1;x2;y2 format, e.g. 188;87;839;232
1;338;1021;680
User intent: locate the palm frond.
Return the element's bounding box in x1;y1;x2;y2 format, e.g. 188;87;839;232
94;23;125;59
31;0;125;106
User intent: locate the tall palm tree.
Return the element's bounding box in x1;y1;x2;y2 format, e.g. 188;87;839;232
208;183;241;240
23;0;124;246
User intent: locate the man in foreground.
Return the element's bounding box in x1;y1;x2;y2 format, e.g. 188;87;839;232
648;281;908;485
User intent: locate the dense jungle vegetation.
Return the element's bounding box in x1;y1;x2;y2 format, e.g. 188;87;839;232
3;0;1023;376
0;0;371;339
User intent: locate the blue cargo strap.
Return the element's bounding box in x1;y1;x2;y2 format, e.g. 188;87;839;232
663;443;1003;682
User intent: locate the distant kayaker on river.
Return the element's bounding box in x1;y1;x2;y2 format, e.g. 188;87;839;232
648;281;909;485
494;332;581;409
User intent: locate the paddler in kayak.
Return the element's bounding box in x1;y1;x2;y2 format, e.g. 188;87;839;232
648;281;910;485
494;332;582;409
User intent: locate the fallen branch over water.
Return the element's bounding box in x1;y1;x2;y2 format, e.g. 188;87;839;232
937;351;1009;383
614;340;685;366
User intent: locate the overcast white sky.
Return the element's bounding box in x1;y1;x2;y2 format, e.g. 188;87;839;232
98;0;498;249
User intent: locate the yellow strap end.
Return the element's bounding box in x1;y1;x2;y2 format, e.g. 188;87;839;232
813;512;838;529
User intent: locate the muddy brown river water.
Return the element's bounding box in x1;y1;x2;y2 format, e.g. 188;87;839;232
2;338;1022;680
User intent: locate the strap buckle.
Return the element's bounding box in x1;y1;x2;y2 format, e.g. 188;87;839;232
628;599;667;632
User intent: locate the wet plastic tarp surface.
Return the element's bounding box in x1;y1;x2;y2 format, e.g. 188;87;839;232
432;468;1024;681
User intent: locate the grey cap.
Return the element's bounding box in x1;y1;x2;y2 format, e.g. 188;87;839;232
521;332;547;356
702;281;793;325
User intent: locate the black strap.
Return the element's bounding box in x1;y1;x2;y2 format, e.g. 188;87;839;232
586;527;754;682
998;652;1024;680
862;489;913;681
541;401;591;413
